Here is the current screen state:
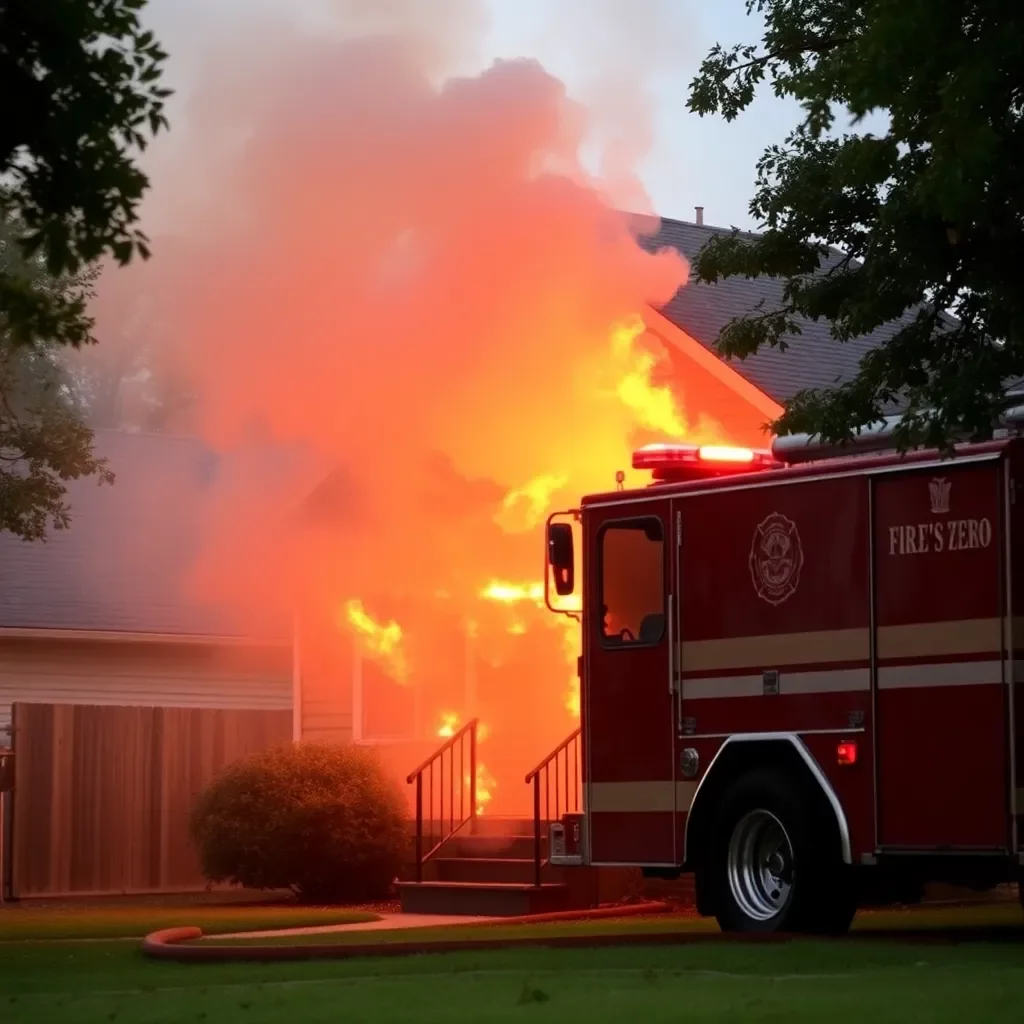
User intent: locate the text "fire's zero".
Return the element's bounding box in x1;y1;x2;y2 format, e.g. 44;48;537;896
888;518;993;556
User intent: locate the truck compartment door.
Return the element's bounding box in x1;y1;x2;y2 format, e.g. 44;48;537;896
586;502;678;865
872;463;1010;851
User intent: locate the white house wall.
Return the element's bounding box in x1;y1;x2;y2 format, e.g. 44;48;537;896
0;638;291;744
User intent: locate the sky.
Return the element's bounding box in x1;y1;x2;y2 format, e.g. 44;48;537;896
478;0;802;228
140;0;803;232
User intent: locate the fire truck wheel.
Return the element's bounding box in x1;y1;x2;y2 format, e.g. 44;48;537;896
708;768;849;934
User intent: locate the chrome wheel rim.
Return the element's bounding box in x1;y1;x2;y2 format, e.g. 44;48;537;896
726;809;794;922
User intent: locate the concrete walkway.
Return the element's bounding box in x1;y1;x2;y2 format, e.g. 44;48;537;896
211;913;500;940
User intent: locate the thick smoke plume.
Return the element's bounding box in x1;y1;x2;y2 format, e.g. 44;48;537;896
89;1;703;810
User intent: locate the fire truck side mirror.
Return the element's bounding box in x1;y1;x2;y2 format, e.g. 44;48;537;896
548;522;575;596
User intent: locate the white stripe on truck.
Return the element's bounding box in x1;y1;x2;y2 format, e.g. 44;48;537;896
681;661;1007;700
877;659;1004;689
682;667;870;701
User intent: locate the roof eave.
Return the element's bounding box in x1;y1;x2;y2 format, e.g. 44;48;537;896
642;305;784;422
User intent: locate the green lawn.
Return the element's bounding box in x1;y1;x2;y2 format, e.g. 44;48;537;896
0;902;378;942
1;937;1023;1023
203;901;1024;946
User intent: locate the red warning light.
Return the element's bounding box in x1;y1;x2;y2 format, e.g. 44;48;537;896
631;443;781;482
837;741;858;766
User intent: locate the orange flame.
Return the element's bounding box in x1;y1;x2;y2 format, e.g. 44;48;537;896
480;580;544;637
495;473;568;533
611;316;687;436
339;311;731;808
605;315;727;443
558;617;581;718
474;763;496;816
341;598;408;683
480;580;544;605
436;711;493;815
437;710;460;738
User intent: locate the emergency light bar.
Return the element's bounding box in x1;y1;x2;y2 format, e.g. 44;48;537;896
632;443;782;482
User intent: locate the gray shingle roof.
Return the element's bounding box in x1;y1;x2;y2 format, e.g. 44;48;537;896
0;429;294;639
644;217;915;405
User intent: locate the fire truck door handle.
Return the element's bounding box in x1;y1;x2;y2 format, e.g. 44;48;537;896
667;594;675;695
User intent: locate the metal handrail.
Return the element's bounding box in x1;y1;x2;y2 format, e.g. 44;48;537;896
525;727;581;887
524;727;580;784
406;719;478;881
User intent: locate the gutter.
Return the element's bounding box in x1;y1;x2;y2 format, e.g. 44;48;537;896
0;626;290;648
774;400;1024;465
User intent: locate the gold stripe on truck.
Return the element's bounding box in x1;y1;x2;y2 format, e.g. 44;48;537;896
679;628;869;673
588;780;698;814
876;618;1003;659
679;617;1011;673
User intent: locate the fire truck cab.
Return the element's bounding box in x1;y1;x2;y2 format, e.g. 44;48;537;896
544;426;1024;934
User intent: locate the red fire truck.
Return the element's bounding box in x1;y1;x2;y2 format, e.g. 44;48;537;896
543;427;1024;933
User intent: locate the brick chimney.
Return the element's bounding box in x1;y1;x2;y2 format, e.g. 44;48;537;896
695;206;704;226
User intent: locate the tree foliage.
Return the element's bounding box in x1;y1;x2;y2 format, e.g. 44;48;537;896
0;0;170;537
0;216;114;539
687;0;1024;448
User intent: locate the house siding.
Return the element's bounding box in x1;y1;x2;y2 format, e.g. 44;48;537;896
0;637;291;743
297;626;355;745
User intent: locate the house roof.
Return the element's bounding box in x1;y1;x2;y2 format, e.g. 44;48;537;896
644;217;917;406
0;429;297;640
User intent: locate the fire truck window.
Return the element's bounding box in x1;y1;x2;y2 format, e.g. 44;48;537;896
599;519;665;646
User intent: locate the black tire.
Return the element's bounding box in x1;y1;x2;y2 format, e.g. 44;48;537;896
705;767;856;935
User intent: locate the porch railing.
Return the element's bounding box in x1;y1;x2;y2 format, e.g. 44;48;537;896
524;727;581;887
405;719;478;882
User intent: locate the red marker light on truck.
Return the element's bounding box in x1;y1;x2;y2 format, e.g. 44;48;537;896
837;741;858;766
631;443;781;482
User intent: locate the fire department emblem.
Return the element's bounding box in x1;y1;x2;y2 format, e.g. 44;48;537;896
929;476;951;515
749;513;804;606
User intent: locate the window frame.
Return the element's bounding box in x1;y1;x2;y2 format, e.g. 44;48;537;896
351;637;424;745
595;514;668;650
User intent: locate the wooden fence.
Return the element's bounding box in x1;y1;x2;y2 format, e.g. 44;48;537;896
8;702;291;898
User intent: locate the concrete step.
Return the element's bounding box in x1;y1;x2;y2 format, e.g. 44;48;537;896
397;881;571;917
429;856;560;885
440;832;544;859
407;817;536;838
468;816;536;837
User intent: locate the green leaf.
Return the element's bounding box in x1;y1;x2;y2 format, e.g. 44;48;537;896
0;0;171;537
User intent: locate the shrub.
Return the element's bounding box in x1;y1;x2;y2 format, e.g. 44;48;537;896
190;742;409;904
